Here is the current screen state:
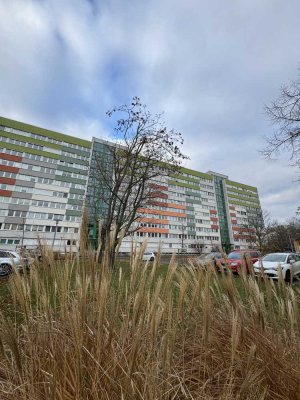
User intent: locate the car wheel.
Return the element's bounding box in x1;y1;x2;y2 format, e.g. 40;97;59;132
0;264;12;277
285;269;292;284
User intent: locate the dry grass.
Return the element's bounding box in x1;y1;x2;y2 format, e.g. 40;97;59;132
0;248;299;399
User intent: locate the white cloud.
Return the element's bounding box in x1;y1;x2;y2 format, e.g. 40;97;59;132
0;0;300;220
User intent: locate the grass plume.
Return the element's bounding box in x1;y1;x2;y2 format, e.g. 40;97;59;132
0;249;299;399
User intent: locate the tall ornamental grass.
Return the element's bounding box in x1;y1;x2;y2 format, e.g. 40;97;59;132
0;247;299;399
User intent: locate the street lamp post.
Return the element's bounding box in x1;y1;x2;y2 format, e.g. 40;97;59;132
21;217;25;248
52;219;60;249
179;224;186;251
179;224;187;265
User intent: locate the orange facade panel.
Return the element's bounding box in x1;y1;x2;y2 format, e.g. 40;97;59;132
232;227;255;233
230;213;236;217
167;202;186;210
234;234;256;240
211;224;219;230
210;209;217;215
229;206;235;210
138;227;169;234
210;217;218;222
0;177;16;185
149;183;168;191
137;217;169;225
147;200;186;210
0;189;12;197
149;191;168;199
138;208;187;218
0;165;19;173
0;153;22;162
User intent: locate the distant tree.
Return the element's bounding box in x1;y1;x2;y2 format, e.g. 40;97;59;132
264;69;300;167
265;218;300;253
88;97;188;267
246;209;271;252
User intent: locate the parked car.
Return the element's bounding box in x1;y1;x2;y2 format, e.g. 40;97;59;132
196;252;225;270
142;252;156;261
0;250;26;277
253;252;300;282
226;250;261;273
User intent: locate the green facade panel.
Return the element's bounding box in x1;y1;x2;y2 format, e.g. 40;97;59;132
186;213;195;219
54;175;86;185
186;206;194;211
228;199;261;209
187;230;196;236
0;116;91;148
226;179;258;192
168;180;199;190
169;173;199;183
0;141;60;159
66;210;82;217
179;167;213;180
187;222;196;228
61;145;91;157
67;198;84;206
0;130;62;150
69;188;85;195
185;190;201;197
57;165;88;175
60;155;88;166
185;198;202;205
227;186;259;198
228;194;260;206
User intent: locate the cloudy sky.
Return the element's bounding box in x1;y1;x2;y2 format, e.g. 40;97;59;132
1;0;300;221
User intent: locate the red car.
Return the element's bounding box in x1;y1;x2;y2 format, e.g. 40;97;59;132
226;250;261;273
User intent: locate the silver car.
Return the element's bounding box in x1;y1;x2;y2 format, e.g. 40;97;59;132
0;250;24;277
142;252;156;261
253;253;300;282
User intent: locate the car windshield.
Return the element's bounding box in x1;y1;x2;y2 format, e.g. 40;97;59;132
227;252;242;259
213;253;222;259
262;254;287;263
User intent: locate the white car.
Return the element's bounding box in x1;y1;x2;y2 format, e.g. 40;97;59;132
0;250;24;277
253;253;300;282
142;252;156;261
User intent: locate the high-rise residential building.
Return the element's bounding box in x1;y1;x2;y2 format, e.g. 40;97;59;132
0;117;262;253
0;117;91;251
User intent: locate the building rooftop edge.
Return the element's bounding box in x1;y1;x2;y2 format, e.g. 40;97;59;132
0;116;92;148
0;116;259;192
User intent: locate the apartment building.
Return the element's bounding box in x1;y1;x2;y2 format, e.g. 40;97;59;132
87;139;261;254
0;117;262;253
0;117;91;251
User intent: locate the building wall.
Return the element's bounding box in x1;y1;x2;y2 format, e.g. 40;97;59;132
225;179;261;250
121;168;222;254
121;168;262;254
0;117;262;254
0;117;91;251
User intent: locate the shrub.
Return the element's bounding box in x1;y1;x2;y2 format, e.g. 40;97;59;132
0;249;299;399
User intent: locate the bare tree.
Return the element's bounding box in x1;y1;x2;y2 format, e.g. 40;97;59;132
264;69;300;167
263;218;300;253
88;97;188;267
246;209;271;252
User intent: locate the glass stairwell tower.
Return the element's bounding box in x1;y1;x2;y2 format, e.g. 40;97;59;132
208;172;233;253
